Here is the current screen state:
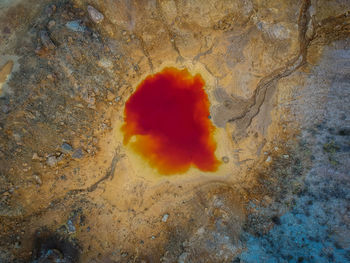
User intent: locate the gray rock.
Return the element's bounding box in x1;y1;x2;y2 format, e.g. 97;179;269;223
162;214;169;222
33;174;42;186
72;148;84;159
87;5;104;23
67;220;76;233
47;20;56;29
1;105;9;113
61;142;74;154
265;156;272;163
44;4;56;17
222;156;229;163
46;156;57;167
39;30;55;50
66;20;87;32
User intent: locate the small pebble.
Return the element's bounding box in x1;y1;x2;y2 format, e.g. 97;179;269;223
72;148;84;159
87;5;104;23
45;4;56;17
67;220;76;233
265;156;272;163
13;133;21;142
46;156;58;167
107;91;115;101
66;20;87;32
47;20;56;29
61;142;74;154
32;153;41;160
222;156;229;163
283;154;289;159
1;105;10;113
23;167;31;172
33;174;42;186
39;30;55;50
162;214;169;222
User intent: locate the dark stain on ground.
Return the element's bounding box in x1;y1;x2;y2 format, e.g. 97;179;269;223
31;229;79;263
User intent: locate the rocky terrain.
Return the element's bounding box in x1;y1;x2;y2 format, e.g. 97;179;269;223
0;0;349;262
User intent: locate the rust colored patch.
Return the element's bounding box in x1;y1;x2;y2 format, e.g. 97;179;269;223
122;67;220;175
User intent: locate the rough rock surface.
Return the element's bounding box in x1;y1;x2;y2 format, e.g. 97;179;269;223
0;0;349;262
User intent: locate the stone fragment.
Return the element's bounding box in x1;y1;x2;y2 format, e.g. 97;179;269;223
1;104;9;113
222;156;229;163
23;166;31;172
107;91;115;101
66;20;87;32
44;4;56;17
46;156;58;167
87;5;104;24
39;31;55;50
33;174;42;186
13;133;21;143
98;59;113;69
47;20;56;29
162;214;169;222
72;148;84;159
61;142;74;154
47;74;54;81
67;220;76;233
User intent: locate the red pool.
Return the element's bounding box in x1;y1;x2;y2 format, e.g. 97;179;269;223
122;67;220;175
